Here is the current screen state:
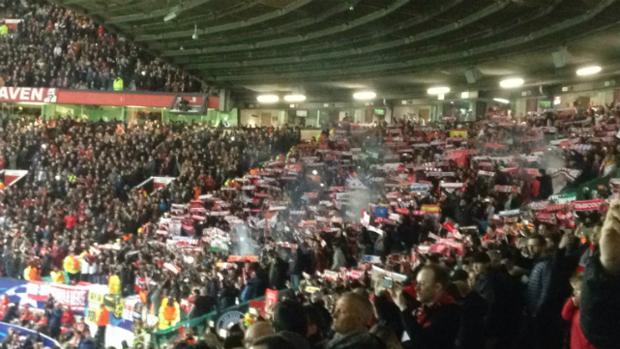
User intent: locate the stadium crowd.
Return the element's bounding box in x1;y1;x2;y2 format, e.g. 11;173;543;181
0;1;617;349
0;0;201;92
0;103;617;349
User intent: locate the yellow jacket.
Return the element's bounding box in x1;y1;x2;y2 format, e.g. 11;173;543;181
108;274;121;295
63;255;80;274
51;270;65;284
157;298;180;330
23;266;41;281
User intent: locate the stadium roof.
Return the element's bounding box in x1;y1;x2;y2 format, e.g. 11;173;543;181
55;0;620;101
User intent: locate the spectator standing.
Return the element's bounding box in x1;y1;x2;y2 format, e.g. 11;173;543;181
580;200;620;349
399;265;460;349
327;292;384;349
561;272;596;349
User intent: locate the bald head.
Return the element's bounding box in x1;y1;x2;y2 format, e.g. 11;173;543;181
332;292;373;335
244;321;274;346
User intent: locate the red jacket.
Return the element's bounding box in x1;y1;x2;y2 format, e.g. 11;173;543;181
561;298;597;349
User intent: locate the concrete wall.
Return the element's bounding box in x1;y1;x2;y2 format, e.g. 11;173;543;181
393;104;436;122
240;109;286;127
556;89;615;108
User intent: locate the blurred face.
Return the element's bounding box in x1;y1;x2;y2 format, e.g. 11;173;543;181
453;280;470;297
332;297;362;335
472;262;487;276
572;283;582;301
527;238;544;258
416;268;440;305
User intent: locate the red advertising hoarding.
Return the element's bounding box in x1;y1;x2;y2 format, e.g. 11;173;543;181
0;87;57;103
0;86;219;109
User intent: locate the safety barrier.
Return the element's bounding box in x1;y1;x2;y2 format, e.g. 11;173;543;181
151;296;266;348
0;321;61;349
561;167;620;199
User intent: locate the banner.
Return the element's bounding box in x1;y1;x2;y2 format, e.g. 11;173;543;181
549;192;576;204
0;87;56;103
371;266;407;283
446;149;469;167
2;281;90;312
550;168;582;181
449;129;468;138
494;185;517;193
361;255;382;264
499;209;520;216
440;182;464;189
227;255;258;263
322;270;339;281
134;176;175;194
572;199;607;212
410;183;432;193
0;169;28;188
426;171;455;178
55;89;218;108
421;204;441;214
535;212;556;224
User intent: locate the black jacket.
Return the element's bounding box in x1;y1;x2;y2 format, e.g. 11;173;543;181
327;331;385;349
455;291;487;349
401;298;461;349
581;251;620;349
474;267;522;340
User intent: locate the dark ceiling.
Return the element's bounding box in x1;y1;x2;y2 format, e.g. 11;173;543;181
55;0;620;102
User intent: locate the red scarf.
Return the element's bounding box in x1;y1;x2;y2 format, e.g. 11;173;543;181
415;293;456;328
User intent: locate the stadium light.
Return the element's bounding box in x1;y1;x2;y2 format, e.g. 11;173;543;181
576;65;602;77
493;98;510;104
427;86;450;95
353;90;376;100
499;77;524;89
256;94;279;104
283;94;306;103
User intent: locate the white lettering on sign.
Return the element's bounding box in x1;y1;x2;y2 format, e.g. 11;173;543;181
0;87;53;103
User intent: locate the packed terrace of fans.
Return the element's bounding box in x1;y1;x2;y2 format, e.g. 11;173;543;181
0;0;201;92
0;103;618;349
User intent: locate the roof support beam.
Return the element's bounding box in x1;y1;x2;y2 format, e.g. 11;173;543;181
206;0;615;82
107;0;214;25
184;0;507;68
135;0;313;42
150;0;364;51
176;0;464;67
187;0;562;70
119;0;261;32
163;0;413;56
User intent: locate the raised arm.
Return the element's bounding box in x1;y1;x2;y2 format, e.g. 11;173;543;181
600;200;620;275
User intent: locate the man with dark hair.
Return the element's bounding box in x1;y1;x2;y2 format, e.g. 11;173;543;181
471;252;521;349
399;265;460;349
328;292;384;349
451;269;486;349
304;304;329;349
524;232;576;349
272;300;311;349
